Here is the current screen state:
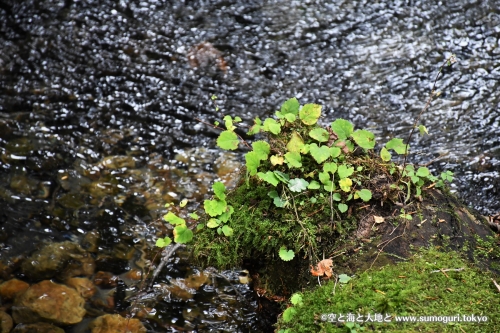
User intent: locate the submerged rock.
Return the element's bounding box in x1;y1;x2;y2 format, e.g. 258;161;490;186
11;322;64;333
0;279;30;302
65;277;96;299
21;241;94;281
12;280;86;325
89;314;146;333
0;311;13;333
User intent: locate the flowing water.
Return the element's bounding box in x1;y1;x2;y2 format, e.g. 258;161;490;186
0;0;499;331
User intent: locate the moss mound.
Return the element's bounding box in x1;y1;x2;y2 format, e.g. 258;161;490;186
277;247;500;332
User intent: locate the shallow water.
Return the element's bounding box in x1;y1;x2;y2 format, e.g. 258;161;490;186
0;0;499;331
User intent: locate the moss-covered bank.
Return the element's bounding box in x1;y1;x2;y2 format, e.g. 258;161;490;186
276;247;499;332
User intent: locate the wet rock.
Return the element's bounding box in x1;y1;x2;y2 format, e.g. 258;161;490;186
65;277;96;299
11;322;64;333
0;311;13;333
100;155;136;169
21;241;95;281
0;279;30;302
81;230;101;253
89;314;146;333
12;280;86;325
93;271;118;288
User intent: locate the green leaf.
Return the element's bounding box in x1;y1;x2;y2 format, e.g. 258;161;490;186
263;118;281;134
285;152;302;168
214;121;220;126
223;115;236;131
416;167;430;177
189;212;199;220
212;181;226;200
352;129;375;150
234;116;242;122
338;203;348;213
221;225;233;237
217;130;239;150
290;293;303;306
268;190;287;207
308;180;321;190
179;198;188;208
252;141;271;160
299;104;322;125
331;119;354;140
339;178;352;192
337;164;354;179
258;171;280;186
418;125;428;136
281;97;300;115
441;170;454;182
218;205;234;222
330;146;341;158
288;178;309;192
323;181;335;192
164;212;186;226
286;132;305;153
309;128;329;142
282;307;297;323
323;162;338;174
386;138;408;155
203;199;227;217
273;171;290;183
309;143;331;164
318;171;331;185
247;117;262;135
332;193;342;201
279;246;295;261
207;218;221;228
156;237;172;248
284;113;296;122
380;147;391;161
173;225;193;243
245;151;261;176
338;274;351;283
355;189;372;202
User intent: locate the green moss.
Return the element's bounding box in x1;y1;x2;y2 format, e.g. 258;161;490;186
277;247;499;332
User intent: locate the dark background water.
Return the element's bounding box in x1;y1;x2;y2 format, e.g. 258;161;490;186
0;0;499;331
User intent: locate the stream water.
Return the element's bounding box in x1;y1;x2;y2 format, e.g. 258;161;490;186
0;0;499;332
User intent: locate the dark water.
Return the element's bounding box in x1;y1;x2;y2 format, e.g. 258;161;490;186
0;0;499;331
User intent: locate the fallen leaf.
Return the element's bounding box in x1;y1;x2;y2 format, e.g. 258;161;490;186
373;216;385;223
310;259;333;278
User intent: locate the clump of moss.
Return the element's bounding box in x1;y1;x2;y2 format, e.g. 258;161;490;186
277;247;500;332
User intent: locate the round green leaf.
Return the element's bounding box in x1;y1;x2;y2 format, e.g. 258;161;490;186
245;151;261;176
258;171;280;186
217;130;239;150
284;151;302;168
380;147;391;161
204;199;227;217
355;189;372;202
279;246;295;261
338;203;348;213
212;181;226;200
309;143;331;164
331;119;354;140
309;128;329;142
252;141;271;160
281;97;300;115
299;104;322;125
263;118;281;134
164;212;186;226
173;225;193;243
352;129;375;150
386;138;408;155
221;225;233;237
283;307;297;323
339;178;352;192
207;218;221;228
156;237;172;248
286;132;305;153
416;167;430;177
307;180;321;190
290;293;303;306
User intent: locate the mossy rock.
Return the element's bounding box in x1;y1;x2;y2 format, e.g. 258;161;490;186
189;98;500;325
276;247;500;332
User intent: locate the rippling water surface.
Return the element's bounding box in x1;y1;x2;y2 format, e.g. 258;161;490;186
0;0;499;331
